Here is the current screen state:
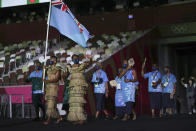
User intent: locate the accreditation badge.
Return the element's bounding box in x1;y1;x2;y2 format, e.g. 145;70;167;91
95;83;99;88
151;80;156;86
117;83;121;90
164;82;169;87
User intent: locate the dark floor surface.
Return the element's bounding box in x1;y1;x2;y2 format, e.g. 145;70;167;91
0;114;196;131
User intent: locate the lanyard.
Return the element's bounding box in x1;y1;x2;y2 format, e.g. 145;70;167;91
124;69;132;79
96;70;102;79
151;71;158;80
166;74;170;83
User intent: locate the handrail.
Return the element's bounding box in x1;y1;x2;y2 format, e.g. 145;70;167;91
0;94;31;118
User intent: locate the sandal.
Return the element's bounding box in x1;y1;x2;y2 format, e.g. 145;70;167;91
132;115;136;120
73;121;85;125
113;116;119;120
43;120;50;125
105;115;110;120
55;117;63;124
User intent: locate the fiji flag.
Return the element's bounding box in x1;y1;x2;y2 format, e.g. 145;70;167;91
50;0;90;47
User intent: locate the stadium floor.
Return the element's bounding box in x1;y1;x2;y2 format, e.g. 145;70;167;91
0;114;196;131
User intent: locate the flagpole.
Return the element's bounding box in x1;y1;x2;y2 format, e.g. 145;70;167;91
42;0;52;92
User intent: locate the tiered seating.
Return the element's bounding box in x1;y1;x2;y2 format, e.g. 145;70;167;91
1;9;48;24
0;31;143;86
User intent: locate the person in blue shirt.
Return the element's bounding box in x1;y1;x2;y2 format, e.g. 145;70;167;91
119;58;138;121
28;61;45;121
112;68;126;120
141;62;162;118
161;66;177;115
91;62;109;119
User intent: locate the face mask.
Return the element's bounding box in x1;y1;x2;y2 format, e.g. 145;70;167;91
95;65;100;70
73;59;79;64
123;64;128;69
164;70;168;74
152;67;157;71
49;61;54;65
36;66;41;70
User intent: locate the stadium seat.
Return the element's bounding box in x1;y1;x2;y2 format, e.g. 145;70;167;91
17;74;25;85
0;31;143;85
3;75;9;86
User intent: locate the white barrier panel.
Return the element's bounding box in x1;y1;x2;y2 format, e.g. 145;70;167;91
57;103;66;116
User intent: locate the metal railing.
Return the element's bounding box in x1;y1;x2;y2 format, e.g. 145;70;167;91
0;94;32;119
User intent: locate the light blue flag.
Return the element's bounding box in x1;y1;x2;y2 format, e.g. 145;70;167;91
50;3;90;47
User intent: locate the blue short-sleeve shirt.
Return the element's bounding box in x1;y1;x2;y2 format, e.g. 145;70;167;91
91;70;109;94
144;70;162;92
114;76;126;107
123;70;136;102
29;70;43;94
162;73;177;93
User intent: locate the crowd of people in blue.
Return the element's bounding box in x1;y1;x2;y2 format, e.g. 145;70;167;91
28;55;196;125
105;58;177;120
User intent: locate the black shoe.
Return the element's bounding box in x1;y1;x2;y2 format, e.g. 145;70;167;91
105;115;110;120
121;115;130;122
41;116;46;121
33;118;40;121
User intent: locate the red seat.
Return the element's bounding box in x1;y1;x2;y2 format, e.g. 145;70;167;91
61;53;67;57
3;76;10;85
16;69;23;74
0;78;3;86
4;64;9;74
17;74;25;85
46;59;50;66
23;72;29;80
10;72;17;79
10;61;16;71
18;78;24;84
0;68;4;75
29;65;35;74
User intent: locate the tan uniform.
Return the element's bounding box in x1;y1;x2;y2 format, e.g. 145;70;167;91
67;63;88;121
45;66;60;118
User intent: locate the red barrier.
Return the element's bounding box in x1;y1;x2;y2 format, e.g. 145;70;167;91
0;85;64;103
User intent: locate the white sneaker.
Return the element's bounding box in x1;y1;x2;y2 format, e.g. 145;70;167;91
193;109;196;113
188;112;192;115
